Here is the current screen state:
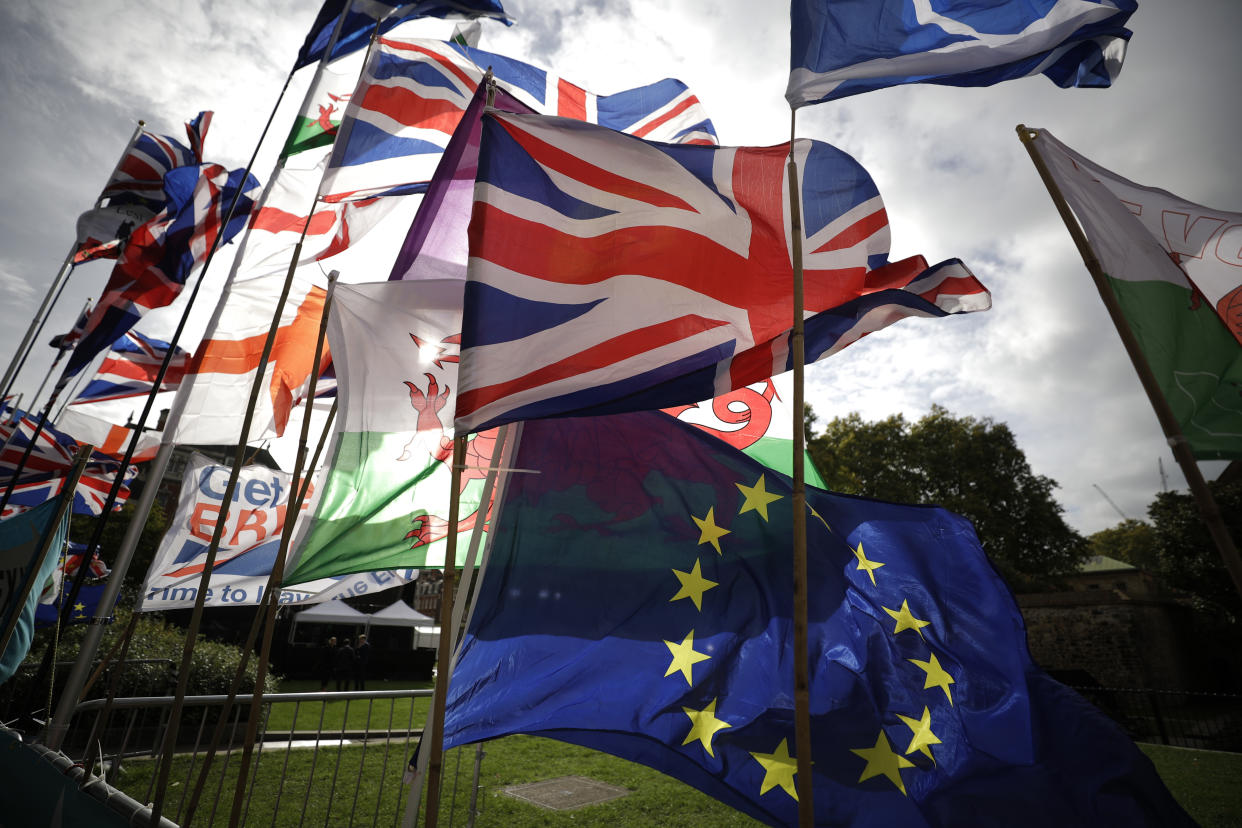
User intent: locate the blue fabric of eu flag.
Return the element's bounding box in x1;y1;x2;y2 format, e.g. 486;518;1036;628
443;411;1192;827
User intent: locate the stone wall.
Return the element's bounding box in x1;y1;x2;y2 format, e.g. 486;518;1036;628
1017;592;1197;689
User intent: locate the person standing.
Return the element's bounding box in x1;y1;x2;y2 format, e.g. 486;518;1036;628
334;637;356;691
354;633;372;690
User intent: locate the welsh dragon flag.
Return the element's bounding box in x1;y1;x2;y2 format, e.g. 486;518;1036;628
1035;128;1242;460
282;279;823;585
283;279;495;583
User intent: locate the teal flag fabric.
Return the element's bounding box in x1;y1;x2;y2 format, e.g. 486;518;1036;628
0;499;68;683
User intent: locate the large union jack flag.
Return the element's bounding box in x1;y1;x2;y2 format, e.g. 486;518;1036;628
321;37;717;202
454;113;991;433
0;409;138;520
71;329;190;405
60;163;260;386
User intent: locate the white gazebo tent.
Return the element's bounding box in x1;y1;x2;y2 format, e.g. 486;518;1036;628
288;599;371;644
367;599;440;650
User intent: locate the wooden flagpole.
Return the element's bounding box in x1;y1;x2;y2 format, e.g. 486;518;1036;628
787;109;815;828
0;444;93;658
423;436;467;828
1017;125;1242;601
0;121;144;404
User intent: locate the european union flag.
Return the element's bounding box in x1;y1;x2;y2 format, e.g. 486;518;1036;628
443;411;1191;826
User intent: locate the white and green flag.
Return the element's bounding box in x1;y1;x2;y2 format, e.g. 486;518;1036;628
1037;128;1242;460
284;280;496;585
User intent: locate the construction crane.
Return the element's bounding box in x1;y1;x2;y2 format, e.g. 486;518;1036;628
1092;483;1129;521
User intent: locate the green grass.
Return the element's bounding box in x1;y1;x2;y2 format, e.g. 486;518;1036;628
110;689;1241;828
264;679;433;734
1140;744;1242;828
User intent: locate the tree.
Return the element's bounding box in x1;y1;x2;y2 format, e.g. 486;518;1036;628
69;498;170;589
1145;480;1242;623
807;405;1088;591
1087;518;1160;570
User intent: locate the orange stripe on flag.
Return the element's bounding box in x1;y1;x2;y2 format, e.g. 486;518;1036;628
191;287;330;437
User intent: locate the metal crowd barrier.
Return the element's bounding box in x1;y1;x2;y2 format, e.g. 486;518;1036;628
64;688;432;827
1069;685;1242;753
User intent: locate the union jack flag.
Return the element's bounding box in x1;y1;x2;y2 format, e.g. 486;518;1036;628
99;112;211;208
0;409;138;520
60;162;260;385
454;113;991;433
70;329;190;404
47;302;93;352
321;37;717;202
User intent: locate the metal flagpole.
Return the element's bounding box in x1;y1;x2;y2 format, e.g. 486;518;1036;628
40;4;356;750
147;222;318;825
787;109;815;828
1017;124;1242;601
0;121;144;404
23;298;91;418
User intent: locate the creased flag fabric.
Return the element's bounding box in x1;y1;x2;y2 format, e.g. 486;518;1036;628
71;330;190;405
1034;128;1242;460
283;280;497;585
787;0;1137;107
455;113;989;433
97;112;210;207
321;36;717;202
54;407;161;463
168;156;402;445
0;408;140;520
0;500;69;683
443;411;1193;827
48;303;92;352
60;163;260;385
295;0;512;70
137;453;416;611
282;52;366;159
74;112;212;263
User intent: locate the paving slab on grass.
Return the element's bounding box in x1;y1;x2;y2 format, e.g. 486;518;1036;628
500;776;630;811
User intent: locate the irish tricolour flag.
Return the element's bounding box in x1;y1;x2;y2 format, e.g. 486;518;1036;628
1036;128;1242;460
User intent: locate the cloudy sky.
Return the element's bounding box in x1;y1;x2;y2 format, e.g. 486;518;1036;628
0;0;1238;536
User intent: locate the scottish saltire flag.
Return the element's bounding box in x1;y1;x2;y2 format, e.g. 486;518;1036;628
787;0;1137;106
444;411;1194;827
71;330;190;405
0;500;69;682
60;163;260;385
295;0;512;70
454;113;989;433
321;36;717;201
0;409;139;520
1032;128;1242;460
